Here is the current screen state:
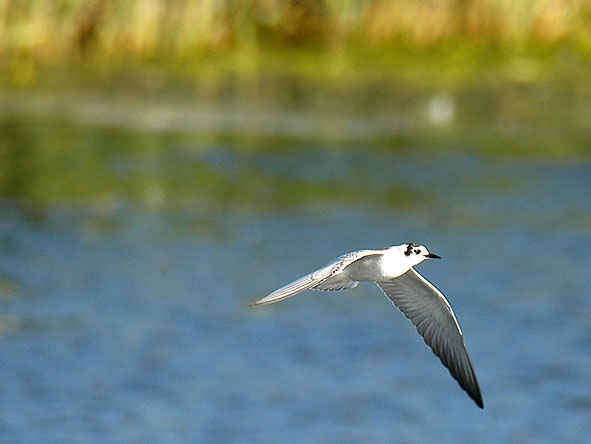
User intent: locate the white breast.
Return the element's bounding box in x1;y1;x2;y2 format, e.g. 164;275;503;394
344;249;412;282
379;249;414;279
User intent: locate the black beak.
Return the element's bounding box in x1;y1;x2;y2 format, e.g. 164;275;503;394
425;253;441;259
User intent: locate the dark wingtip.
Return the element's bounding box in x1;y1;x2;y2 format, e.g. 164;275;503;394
473;392;484;409
466;382;484;408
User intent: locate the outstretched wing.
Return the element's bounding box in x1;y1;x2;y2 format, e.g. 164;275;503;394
250;249;376;306
377;268;483;408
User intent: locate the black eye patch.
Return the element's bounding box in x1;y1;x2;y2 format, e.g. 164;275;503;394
405;243;420;256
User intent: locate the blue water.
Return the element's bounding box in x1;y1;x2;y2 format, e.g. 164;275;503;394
0;148;590;443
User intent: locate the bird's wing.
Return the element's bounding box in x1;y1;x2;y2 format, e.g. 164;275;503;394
377;268;483;408
250;249;377;306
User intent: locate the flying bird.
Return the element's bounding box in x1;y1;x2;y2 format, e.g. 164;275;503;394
250;243;483;408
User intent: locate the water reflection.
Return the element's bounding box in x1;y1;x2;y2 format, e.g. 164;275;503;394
1;117;428;212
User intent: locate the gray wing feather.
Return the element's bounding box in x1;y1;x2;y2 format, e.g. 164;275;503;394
314;280;359;291
377;268;483;408
250;249;374;306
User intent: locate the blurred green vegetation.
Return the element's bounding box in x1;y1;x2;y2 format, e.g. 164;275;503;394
1;0;591;84
0;0;590;212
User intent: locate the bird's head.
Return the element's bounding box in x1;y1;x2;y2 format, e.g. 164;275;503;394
401;243;441;266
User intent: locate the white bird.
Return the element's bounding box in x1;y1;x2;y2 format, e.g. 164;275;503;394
250;243;483;408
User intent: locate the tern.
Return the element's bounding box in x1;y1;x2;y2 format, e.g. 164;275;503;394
250;243;483;408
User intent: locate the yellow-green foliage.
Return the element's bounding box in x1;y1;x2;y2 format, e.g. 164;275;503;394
2;0;591;65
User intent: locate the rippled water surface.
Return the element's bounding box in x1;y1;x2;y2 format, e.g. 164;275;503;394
0;86;590;443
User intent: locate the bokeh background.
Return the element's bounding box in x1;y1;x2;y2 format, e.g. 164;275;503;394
1;1;591;443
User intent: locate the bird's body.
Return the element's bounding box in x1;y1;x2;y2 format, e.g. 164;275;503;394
250;243;484;408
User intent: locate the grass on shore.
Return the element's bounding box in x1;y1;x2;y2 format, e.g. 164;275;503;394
2;0;591;84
